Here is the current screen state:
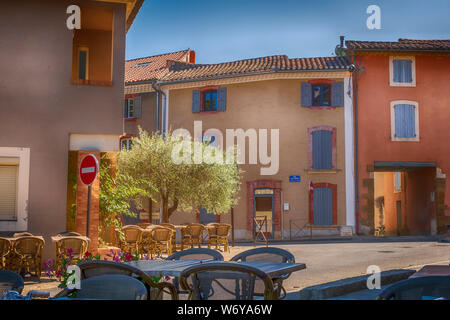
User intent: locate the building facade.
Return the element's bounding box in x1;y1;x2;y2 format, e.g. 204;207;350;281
0;0;142;256
152;55;355;240
346;39;450;236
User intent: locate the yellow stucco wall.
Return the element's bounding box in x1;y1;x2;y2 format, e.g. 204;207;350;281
167;78;347;239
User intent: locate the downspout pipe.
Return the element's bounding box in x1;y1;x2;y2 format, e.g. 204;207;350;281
151;81;166;133
350;53;360;235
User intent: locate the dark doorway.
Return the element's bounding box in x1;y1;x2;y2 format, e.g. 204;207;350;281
253;189;274;239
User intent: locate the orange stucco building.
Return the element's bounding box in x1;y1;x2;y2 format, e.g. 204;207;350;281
346;39;450;235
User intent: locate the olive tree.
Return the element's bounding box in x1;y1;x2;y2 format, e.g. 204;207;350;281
117;128;241;223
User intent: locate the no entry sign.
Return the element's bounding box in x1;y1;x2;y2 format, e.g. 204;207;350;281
79;154;99;186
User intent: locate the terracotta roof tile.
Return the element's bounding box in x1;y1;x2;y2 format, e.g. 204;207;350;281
159;55;349;82
345;38;450;52
125;49;193;84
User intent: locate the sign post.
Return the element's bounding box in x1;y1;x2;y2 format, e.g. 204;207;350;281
79;154;99;238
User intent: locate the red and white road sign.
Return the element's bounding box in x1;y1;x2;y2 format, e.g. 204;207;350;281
79;154;99;186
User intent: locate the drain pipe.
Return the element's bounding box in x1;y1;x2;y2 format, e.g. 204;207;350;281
350;53;360;235
151;81;166;132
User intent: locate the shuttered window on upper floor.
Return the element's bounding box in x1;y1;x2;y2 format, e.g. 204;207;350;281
394;104;416;138
312;130;333;169
124;96;142;119
393;59;413;83
193;87;227;113
301;81;344;108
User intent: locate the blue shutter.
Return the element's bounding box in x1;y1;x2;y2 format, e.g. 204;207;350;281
393;59;412;83
124;99;128;118
192;90;201;113
134;96;142;118
313;187;333;225
301;83;312;107
332;81;344;107
217;87;227;111
394;104;415;137
312;130;332;169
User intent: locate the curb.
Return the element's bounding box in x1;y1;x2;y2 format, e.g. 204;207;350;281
290;269;416;300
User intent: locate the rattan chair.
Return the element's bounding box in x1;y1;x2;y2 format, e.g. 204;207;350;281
56;231;82;237
151;227;174;257
0;270;24;296
230;247;295;299
56;274;148;300
119;225;143;255
0;238;11;270
181;223;205;250
377;276;450;300
13;232;33;238
207;223;232;252
160;223;177;251
137;223;152;229
180;261;276;300
55;236;89;271
63;259;178;300
12;236;45;279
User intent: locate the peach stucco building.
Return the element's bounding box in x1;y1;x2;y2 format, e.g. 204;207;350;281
345;39;450;236
135;55;357;240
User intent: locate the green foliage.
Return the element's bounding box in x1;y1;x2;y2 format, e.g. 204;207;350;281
117;128;241;222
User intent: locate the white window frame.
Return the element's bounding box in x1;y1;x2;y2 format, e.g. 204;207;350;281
0;147;30;232
121;138;132;150
125;98;135;119
390;100;419;142
389;56;416;87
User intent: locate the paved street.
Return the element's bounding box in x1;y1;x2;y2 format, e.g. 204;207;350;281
221;237;450;292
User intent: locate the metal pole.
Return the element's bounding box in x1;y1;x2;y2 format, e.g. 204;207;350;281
231;207;235;247
86;184;91;238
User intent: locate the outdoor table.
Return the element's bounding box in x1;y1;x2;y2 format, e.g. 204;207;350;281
409;265;450;278
124;259;306;279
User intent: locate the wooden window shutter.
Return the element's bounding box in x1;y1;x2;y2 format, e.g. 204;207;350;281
301;82;312;107
134;96;142;118
393;60;413;83
217;87;227;111
192;90;201;113
312;130;333;169
313;187;333;225
124;99;129;118
332;81;344;107
394;104;415;137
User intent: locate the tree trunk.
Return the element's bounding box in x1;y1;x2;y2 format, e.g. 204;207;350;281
168;199;179;219
162;196;169;223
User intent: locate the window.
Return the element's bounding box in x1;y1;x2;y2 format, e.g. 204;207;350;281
394;172;402;192
312;84;331;106
202;133;219;147
0;163;18;221
203;90;218;111
390;56;416;87
121;139;132;150
192;87;227;113
309;127;336;170
390;100;419;141
124;96;142;119
77;47;89;80
133;62;150;68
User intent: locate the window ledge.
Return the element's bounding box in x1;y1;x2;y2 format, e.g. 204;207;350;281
71;79;113;87
309;106;337;110
305;169;341;174
124;117;137;122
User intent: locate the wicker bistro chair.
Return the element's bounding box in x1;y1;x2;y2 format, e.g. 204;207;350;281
137;223;152;229
13;232;33;238
151;227;174;257
56;232;82;237
56;274;148;300
230;247;295;299
12;236;45;279
181;224;205;250
55;236;89;271
167;248;224;296
377;276;450;300
0;270;25;297
119;225;144;255
160;223;177;251
207;223;232;252
56;259;178;300
180;261;276;300
0;238;11;270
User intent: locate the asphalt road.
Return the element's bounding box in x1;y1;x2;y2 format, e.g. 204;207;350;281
222;237;450;291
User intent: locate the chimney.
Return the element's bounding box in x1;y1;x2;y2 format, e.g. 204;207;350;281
340;36;345;48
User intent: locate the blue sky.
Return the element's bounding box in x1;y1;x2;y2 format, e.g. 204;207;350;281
126;0;450;63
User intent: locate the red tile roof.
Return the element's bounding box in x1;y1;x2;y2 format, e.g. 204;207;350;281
125;49;193;84
159;55;349;83
345;39;450;52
